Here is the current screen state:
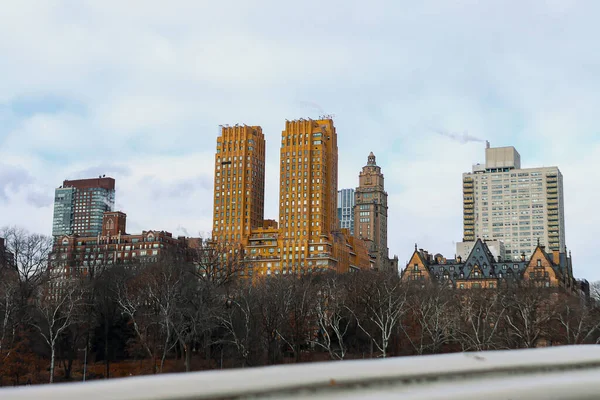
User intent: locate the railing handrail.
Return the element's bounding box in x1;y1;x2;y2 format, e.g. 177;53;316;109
3;346;600;400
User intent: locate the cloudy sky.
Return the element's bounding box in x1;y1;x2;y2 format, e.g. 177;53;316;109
1;1;599;280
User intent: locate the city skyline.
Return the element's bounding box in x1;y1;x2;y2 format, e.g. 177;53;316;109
1;1;599;280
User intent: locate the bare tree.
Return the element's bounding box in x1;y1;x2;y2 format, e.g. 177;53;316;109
276;276;317;363
29;280;85;383
188;238;245;287
451;288;507;351
254;277;291;365
0;268;20;358
115;264;159;373
215;282;259;367
590;281;600;305
143;261;186;373
551;294;600;345
502;284;556;348
403;283;454;355
312;274;352;360
348;271;407;358
1;226;53;289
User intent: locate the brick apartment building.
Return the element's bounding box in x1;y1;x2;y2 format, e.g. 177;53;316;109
49;210;189;277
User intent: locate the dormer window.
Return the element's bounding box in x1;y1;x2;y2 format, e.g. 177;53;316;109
503;264;507;270
474;271;480;277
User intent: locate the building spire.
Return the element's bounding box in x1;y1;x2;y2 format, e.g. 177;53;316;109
367;152;376;166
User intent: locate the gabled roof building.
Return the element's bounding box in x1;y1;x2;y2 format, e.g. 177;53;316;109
401;238;587;296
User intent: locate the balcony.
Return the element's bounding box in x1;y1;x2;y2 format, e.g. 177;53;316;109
246;241;276;247
244;255;280;261
249;233;278;241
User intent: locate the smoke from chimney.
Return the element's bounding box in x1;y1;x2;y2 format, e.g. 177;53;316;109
432;128;485;144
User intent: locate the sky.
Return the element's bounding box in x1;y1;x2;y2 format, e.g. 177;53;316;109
1;1;599;280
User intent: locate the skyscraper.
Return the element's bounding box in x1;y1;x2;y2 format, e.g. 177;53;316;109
337;188;355;235
354;152;389;270
212;125;265;243
278;118;338;248
463;144;566;260
52;176;115;237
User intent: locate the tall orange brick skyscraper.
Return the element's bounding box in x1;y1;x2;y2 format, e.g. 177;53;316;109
212;118;371;277
277;118;347;272
278;118;337;239
212;125;265;244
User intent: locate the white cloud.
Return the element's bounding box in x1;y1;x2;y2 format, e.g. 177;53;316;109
1;0;599;280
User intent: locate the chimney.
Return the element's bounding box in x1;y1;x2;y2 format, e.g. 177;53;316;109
486;140;490;149
552;250;560;265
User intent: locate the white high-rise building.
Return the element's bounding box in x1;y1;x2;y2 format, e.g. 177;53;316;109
463;144;565;261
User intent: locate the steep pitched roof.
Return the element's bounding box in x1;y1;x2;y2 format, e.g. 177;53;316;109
463;239;496;269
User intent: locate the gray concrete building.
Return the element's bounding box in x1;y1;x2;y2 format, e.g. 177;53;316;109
463;144;565;261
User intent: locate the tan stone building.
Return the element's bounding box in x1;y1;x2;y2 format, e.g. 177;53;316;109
354;152;391;271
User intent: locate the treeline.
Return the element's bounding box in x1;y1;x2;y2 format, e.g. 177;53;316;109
1;226;600;386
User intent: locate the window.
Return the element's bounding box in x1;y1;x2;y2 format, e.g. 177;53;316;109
414;264;418;271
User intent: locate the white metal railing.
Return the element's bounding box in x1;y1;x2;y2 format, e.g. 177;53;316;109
3;346;600;400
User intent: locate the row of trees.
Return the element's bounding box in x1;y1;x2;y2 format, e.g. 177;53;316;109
1;226;600;386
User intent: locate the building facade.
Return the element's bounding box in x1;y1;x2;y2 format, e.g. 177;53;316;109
337;188;355;235
463;144;565;261
354;152;390;271
52;176;116;238
49;211;188;277
401;239;583;294
212;125;265;243
338;189;354;236
212;118;373;277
